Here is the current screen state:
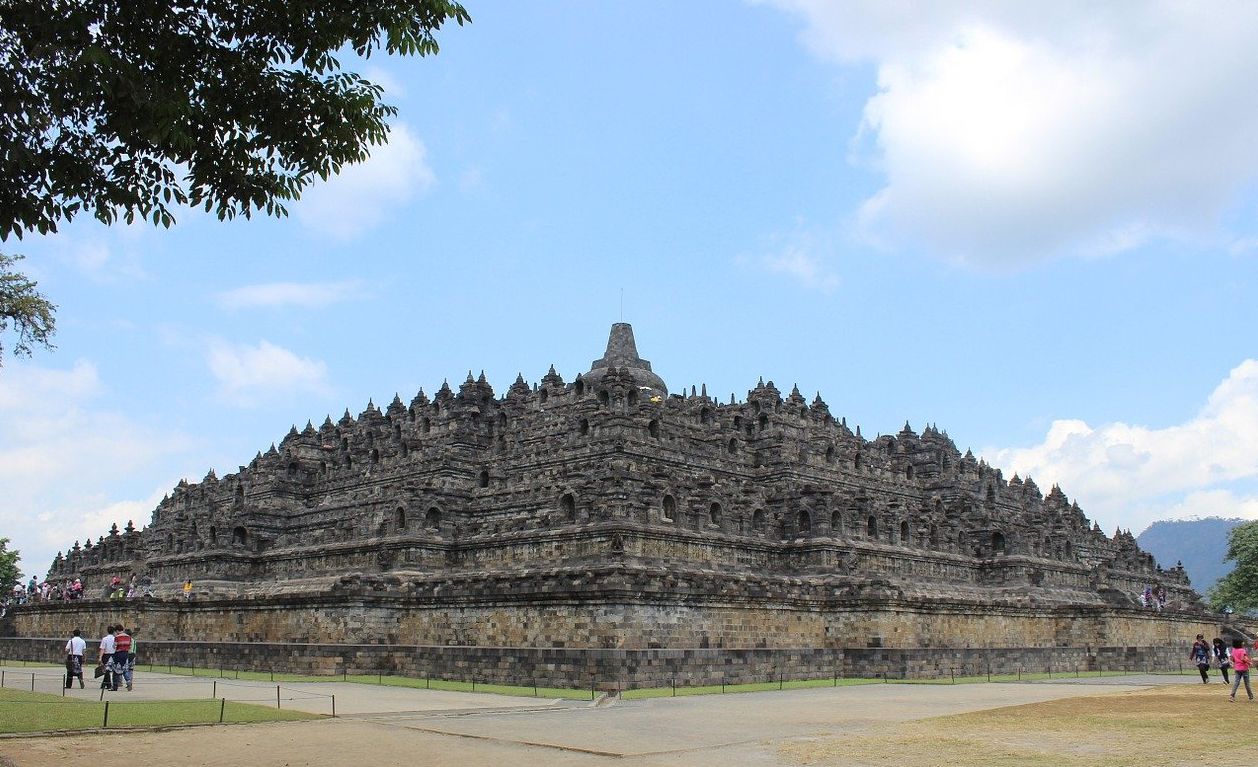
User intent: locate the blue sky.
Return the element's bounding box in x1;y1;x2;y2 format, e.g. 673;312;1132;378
3;1;1257;579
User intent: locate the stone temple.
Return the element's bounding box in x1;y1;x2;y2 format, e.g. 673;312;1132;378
5;324;1215;685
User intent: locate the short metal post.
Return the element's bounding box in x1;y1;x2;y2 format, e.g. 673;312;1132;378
331;694;336;718
219;697;226;723
31;672;35;691
213;680;217;699
591;682;595;701
276;685;281;709
951;667;955;684
103;700;110;728
671;676;676;697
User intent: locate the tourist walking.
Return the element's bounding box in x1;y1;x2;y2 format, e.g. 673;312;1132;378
1215;637;1232;684
112;626;133;691
126;628;138;684
1230;639;1254;702
64;629;85;689
1191;634;1211;683
98;625;117;690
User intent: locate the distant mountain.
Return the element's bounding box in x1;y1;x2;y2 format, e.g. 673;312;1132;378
1136;517;1246;595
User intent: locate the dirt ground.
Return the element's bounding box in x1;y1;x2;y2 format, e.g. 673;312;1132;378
782;683;1258;767
1;674;1243;767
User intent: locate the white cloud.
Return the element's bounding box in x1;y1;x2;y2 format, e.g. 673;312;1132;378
0;359;99;411
767;1;1258;265
763;246;840;292
362;66;406;98
984;359;1258;533
207;339;330;405
214;280;368;310
1230;237;1258;257
1150;490;1258;525
753;225;841;291
0;361;194;579
295;122;436;238
38;233;150;282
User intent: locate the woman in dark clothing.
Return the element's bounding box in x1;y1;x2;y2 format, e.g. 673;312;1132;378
1215;637;1232;684
1191;634;1212;683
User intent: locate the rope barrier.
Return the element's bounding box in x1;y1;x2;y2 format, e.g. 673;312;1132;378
5;654;1197;700
0;666;334;699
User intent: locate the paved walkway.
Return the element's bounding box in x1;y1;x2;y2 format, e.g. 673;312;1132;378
0;667;1206;767
358;679;1183;757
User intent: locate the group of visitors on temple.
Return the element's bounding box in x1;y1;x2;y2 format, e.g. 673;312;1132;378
10;573;153;606
2;573;158;618
63;625;136;692
9;577;84;607
105;573;154;600
1191;633;1255;702
1140;584;1167;610
21;577;83;603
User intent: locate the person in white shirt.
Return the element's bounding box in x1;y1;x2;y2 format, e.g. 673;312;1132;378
98;626;117;690
64;628;86;689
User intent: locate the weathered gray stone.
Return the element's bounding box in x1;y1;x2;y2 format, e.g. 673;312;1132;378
14;323;1210;683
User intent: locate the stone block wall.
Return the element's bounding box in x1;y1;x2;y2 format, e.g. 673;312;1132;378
9;587;1217;646
0;636;1200;689
2;589;1218;688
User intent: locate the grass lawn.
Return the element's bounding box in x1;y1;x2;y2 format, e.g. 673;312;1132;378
0;687;318;734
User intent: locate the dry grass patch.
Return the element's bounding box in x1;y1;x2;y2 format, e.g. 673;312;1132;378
782;684;1258;767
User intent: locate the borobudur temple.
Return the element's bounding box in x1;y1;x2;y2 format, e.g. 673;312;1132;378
3;323;1219;685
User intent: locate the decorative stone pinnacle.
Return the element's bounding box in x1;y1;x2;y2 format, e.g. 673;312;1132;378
586;323;667;395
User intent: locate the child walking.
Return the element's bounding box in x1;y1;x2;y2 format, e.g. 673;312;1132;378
1230;638;1253;702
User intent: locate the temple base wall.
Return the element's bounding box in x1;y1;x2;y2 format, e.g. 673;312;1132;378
0;636;1203;688
2;594;1216;686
